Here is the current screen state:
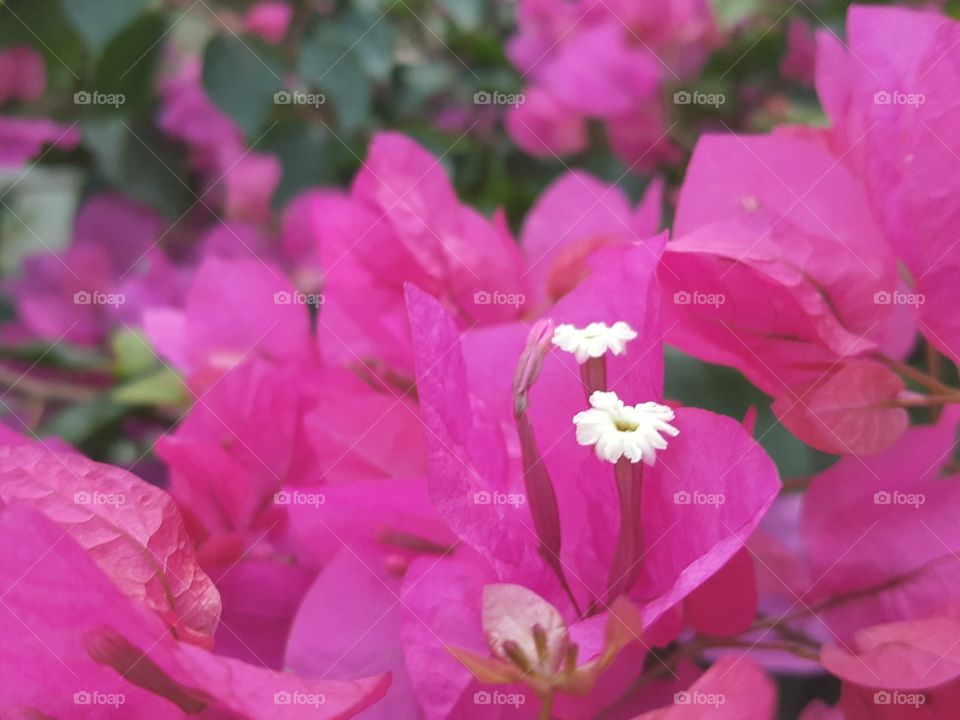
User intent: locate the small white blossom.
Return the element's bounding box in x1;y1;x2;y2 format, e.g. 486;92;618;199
551;322;638;364
573;391;678;465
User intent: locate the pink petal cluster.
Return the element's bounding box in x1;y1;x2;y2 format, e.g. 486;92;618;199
506;0;718;168
6;193;174;346
0;444;389;718
157;55;280;223
655;5;960;454
5;5;960;716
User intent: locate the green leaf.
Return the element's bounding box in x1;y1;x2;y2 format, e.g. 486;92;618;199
59;0;152;54
709;0;762;30
439;0;484;31
82;116;191;218
41;396;126;445
340;11;394;83
112;367;186;406
395;62;456;115
202;34;284;136
259;121;341;207
110;328;158;378
0;165;83;274
89;11;166;112
299;22;372;133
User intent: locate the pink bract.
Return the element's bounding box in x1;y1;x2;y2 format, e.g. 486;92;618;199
400;238;780;716
815;4;960;365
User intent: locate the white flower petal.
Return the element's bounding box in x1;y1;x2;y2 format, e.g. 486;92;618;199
551;321;638;365
572;391;678;465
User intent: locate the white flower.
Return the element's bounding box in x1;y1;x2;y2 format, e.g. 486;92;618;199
573;391;678;465
551;322;638;364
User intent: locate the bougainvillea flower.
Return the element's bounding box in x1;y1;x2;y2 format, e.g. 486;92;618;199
505;87;588;159
158;355;431;666
9;193;166;346
157;355;312;667
538;23;660;118
800;406;960;643
519;170;662;309
157;51;282;224
0;502;390;718
573;391;679;465
815;4;960;365
0;443;220;647
287;547;426;718
157;56;244;175
143;255;316;383
0;45;46;104
660;131;920;453
505;0;716;168
820;614;960;719
158;358;428;561
400;237;779;717
284;132;526;373
156;359;319;557
285;476;459;717
448;583;644;695
285;476;453;571
243;1;294;44
0;116;80;167
662;132;908;394
781;19;817;87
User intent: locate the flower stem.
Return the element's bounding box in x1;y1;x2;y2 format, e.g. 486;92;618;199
539;689;555;720
893;394;960;407
0;363;100;403
580;356;607;398
606;459;643;603
879;353;960;398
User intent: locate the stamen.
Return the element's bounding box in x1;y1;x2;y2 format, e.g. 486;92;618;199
532;623;549;662
563;643;579;674
502;640;533;673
